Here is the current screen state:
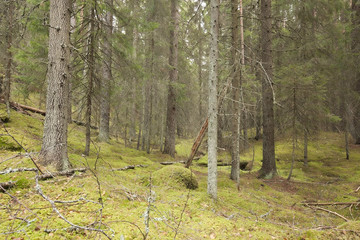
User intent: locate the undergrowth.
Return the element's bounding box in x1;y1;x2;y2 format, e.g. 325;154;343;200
0;106;359;239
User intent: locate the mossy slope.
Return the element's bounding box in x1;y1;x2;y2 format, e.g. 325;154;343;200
0;105;359;239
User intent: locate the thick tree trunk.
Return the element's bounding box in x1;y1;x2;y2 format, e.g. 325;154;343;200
99;0;113;142
164;0;179;158
352;0;360;144
84;6;96;156
40;0;71;171
230;0;240;182
259;0;277;178
208;0;219;199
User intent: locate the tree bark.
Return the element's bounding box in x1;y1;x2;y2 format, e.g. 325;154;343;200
208;0;219;199
164;0;179;158
230;0;240;183
352;0;360;144
3;0;15;118
99;0;113;142
40;0;71;171
259;0;277;178
84;5;96;156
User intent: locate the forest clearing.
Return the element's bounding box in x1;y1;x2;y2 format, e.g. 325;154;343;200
1;0;360;239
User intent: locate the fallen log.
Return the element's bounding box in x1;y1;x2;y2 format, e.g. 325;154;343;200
0;168;38;175
4;101;99;130
10;101;46;116
38;168;86;181
160;161;185;165
112;165;147;171
0;181;16;192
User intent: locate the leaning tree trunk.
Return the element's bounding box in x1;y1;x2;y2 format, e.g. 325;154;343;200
259;0;277;179
99;0;113;142
208;0;219;200
40;0;71;171
163;0;179;158
230;0;240;183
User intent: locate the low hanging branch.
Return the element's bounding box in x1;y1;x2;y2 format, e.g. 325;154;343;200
38;168;86;181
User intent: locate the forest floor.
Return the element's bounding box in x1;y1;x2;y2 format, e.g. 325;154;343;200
1;104;360;239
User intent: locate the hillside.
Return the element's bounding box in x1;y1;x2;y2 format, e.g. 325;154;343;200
1;106;360;239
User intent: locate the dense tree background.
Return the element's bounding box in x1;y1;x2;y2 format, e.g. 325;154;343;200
0;0;359;176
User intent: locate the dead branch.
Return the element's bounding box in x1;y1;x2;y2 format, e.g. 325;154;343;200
35;175;113;239
0;181;16;192
0;121;43;174
38;168;86;180
0;168;37;175
111;164;148;171
304;204;349;222
160;161;185;165
355;186;360;193
302;202;360;207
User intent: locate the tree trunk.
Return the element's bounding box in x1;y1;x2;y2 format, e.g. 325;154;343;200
198;18;204;127
99;0;113;142
208;0;219;199
288;86;296;180
163;0;179;158
230;0;240;183
304;128;308;166
129;26;138;142
259;0;277;179
352;0;360;144
3;0;15;118
84;5;96;156
40;0;71;171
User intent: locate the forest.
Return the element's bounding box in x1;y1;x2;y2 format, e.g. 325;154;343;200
0;0;360;239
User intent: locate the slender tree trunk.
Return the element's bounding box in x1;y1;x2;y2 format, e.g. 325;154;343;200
68;2;77;124
288;87;296;180
40;0;71;171
208;0;219;199
230;0;240;182
164;0;179;158
198;18;204;127
129;27;138;142
99;0;113;142
304;128;308;166
259;0;277;179
84;6;96;156
3;0;15;118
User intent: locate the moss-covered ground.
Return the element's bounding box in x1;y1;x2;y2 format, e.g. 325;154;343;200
1;106;359;239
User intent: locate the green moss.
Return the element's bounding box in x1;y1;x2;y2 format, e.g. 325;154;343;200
152;165;198;189
15;177;31;189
